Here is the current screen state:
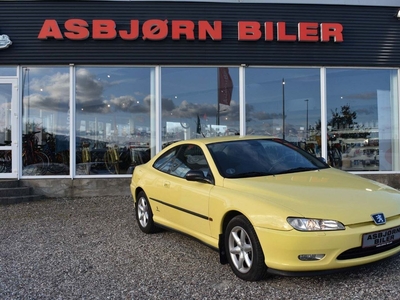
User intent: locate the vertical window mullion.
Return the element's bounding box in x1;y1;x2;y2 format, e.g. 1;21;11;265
395;69;400;170
154;66;162;154
70;64;75;178
239;65;246;136
320;67;327;162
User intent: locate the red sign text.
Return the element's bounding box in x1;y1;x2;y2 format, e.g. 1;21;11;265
38;19;344;42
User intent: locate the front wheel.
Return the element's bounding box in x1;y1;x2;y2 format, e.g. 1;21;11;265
136;191;158;234
225;215;268;281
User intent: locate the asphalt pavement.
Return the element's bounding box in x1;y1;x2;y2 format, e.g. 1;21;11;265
1;195;400;299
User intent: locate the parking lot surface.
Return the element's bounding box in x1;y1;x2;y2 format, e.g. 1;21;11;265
1;195;400;299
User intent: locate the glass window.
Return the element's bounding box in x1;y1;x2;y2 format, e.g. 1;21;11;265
245;68;321;157
161;67;239;147
153;147;178;173
0;150;11;173
21;67;70;176
326;69;399;171
0;82;13;175
154;144;209;179
75;67;153;175
207;139;327;178
0;83;12;147
0;67;16;76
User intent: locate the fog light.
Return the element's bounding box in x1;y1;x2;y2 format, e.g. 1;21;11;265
298;254;325;261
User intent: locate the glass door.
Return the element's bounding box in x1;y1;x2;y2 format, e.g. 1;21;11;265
0;79;18;178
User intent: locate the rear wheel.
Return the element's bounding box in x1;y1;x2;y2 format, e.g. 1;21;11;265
136;191;158;234
225;215;268;281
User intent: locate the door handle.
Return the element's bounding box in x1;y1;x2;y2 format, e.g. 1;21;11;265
163;181;170;188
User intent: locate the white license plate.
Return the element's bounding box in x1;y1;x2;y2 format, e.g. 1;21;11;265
362;226;400;248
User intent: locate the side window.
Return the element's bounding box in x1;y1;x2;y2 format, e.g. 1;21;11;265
182;145;210;177
153;147;178;173
170;144;208;178
154;144;211;179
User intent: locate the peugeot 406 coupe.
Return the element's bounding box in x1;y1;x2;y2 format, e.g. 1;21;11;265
130;135;400;281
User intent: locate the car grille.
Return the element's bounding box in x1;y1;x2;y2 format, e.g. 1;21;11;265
337;239;400;260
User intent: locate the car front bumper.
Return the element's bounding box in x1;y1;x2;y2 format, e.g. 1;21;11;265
255;218;400;273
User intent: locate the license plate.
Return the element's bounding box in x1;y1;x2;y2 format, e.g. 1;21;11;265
362;226;400;248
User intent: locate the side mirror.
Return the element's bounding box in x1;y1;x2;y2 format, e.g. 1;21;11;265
185;170;212;184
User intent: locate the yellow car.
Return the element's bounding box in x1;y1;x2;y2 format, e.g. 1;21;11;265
130;135;400;281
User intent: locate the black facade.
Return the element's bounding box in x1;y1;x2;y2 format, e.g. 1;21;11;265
0;1;399;67
1;1;400;197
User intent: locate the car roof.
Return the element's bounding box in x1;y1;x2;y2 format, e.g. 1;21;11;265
169;135;277;147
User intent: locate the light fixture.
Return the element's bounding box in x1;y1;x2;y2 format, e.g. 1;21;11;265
397;9;400;19
298;254;325;261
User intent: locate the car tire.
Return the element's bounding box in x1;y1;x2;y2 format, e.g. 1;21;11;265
136;191;158;234
225;215;268;281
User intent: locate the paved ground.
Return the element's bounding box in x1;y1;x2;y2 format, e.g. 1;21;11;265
1;195;400;299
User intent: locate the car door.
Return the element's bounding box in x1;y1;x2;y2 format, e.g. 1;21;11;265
149;147;182;226
152;144;213;239
171;144;214;238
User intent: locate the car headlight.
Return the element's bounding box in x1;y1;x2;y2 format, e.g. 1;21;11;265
287;217;345;231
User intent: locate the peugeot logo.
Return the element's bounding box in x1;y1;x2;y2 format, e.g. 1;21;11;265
371;213;386;225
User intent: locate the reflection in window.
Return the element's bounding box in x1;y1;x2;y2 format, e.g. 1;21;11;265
245;68;321;156
327;69;399;171
161;67;239;147
0;84;12;146
153;147;177;173
154;144;209;179
75;67;152;175
0;67;16;76
22;67;70;176
0;150;11;173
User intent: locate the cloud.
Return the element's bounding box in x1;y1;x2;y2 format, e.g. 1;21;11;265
345;91;376;100
75;69;106;111
108;95;149;114
355;106;376;116
252;111;282;121
24;71;70;111
161;99;240;121
162;97;176;112
22;68;244;123
76;69;157;114
23;68;154;114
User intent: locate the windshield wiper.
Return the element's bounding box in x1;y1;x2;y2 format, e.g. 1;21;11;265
275;167;319;175
228;171;272;178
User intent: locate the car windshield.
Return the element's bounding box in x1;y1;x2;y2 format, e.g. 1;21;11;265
207;139;329;178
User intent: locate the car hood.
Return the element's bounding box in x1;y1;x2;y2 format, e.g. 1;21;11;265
222;168;400;225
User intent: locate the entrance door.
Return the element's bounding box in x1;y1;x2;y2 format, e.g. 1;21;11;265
0;79;18;178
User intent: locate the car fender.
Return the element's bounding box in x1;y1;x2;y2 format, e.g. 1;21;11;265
208;184;299;239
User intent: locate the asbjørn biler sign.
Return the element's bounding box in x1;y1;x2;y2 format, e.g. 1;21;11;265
38;19;344;43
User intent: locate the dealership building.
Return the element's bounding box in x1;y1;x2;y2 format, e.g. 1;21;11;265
0;0;400;197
